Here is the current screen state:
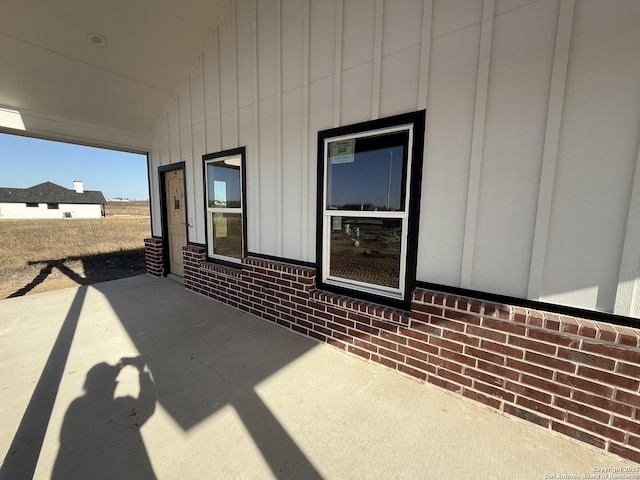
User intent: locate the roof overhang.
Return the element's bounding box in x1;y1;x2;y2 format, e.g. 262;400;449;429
0;0;228;152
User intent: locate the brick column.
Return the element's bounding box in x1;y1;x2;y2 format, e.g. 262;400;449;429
144;237;164;277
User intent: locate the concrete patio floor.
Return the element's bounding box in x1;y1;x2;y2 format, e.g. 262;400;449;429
1;275;637;479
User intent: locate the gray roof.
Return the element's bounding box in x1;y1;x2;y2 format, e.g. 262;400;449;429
0;182;106;205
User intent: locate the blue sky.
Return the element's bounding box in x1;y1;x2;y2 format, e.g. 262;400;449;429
0;133;149;200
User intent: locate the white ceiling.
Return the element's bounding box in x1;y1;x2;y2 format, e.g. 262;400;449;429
0;0;228;142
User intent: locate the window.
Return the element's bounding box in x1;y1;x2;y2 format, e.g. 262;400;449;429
203;147;247;264
47;203;59;209
316;111;425;308
26;202;38;207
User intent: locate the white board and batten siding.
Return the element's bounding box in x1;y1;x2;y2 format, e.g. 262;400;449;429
148;0;640;318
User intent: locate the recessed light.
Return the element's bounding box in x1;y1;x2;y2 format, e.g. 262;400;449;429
87;32;107;47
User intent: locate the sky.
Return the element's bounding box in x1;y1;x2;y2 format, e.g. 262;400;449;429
0;133;149;200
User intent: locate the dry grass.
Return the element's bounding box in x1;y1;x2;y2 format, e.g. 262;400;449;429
0;201;151;298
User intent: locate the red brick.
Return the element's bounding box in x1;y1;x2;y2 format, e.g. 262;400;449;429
615;390;640;408
544;314;562;331
428;316;466;332
308;330;327;343
427;355;464;374
405;356;430;372
527;329;581;348
378;347;404;363
398;345;429;361
398;327;429;343
464;346;504;365
582;341;640;363
427;375;463;394
482;317;527;336
473;381;515;402
505;381;552;404
436;368;473;388
608;443;640;464
572;390;633;418
463;389;502;410
509;336;556;355
370;335;396;351
477;360;520;382
566;413;625;442
443;309;481;324
577;319;598;338
556;347;614;370
516;397;564;420
613;416;640;436
521;373;571;397
411;302;444;316
617;362;640;378
353;338;377;353
597;322;618;343
466;368;504;387
481;339;523;359
504;404;549;428
527;312;544;328
556;373;614;398
440;349;476;368
371;354;399;371
407;338;438;355
554;397;610;424
431;336;464;353
410;319;443;337
443;330;480;347
577;365;640;391
398;364;427;381
466;325;507;343
524;351;576;373
347;344;371;360
614;326;640;347
552;422;605;449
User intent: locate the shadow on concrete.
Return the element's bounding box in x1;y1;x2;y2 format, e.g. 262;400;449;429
97;279;324;479
51;357;157;480
1;276;323;479
0;286;87;480
6;249;145;299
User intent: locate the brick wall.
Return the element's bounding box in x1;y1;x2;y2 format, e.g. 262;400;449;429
177;244;640;463
144;237;164;277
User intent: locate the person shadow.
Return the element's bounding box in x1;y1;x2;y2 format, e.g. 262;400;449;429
51;357;157;480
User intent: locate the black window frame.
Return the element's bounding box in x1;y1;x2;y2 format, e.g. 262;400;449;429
47;203;59;210
202;146;248;267
26;202;38;208
316;110;425;310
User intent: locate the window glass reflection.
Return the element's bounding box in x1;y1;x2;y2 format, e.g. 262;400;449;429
211;212;243;259
207;162;241;208
328;216;402;289
327;131;407;212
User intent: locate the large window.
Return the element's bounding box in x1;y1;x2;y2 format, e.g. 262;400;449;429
203;147;247;264
317;111;425;308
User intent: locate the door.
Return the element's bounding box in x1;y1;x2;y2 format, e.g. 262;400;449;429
164;169;187;276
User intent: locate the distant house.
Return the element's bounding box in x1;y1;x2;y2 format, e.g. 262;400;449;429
0;181;106;219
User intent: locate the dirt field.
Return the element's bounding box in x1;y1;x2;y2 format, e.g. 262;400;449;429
0;201;150;299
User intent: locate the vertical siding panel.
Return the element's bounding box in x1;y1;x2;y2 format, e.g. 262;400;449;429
257;0;278;255
541;0;640;312
418;0;433;110
275;0;283;256
417;22;481;286
371;0;384;120
615;138;640;317
460;0;494;289
333;0;343;127
472;0;558;298
302;0;311;260
528;0;574;300
251;0;261;252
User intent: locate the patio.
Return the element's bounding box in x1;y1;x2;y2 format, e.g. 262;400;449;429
0;275;635;479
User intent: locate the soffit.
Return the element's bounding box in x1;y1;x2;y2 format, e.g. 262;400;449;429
0;0;227;138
